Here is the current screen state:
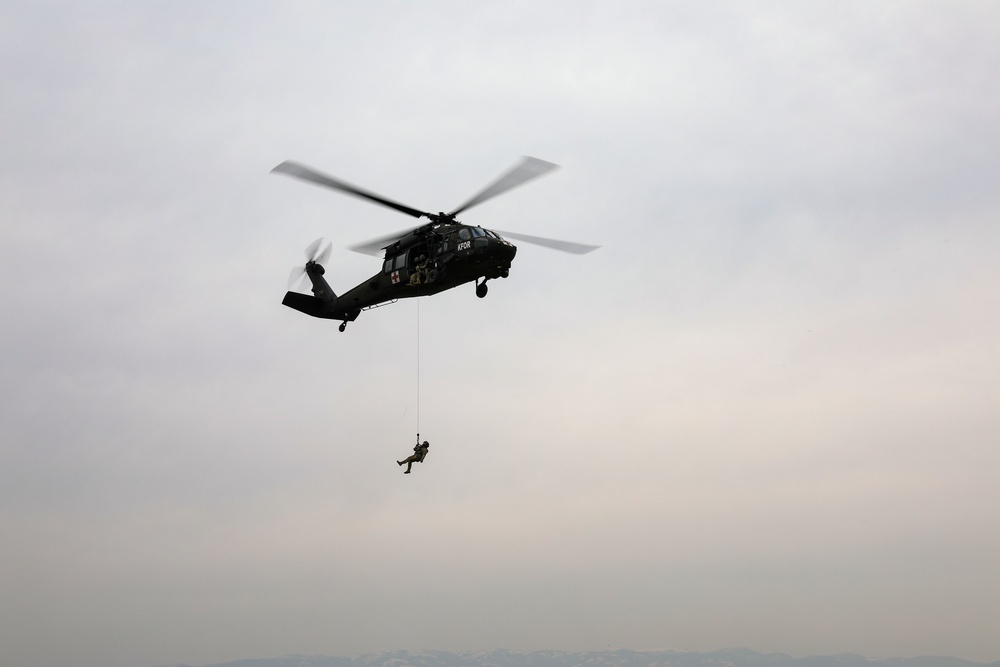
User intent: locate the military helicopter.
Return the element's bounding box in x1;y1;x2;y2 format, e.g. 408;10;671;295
274;156;598;332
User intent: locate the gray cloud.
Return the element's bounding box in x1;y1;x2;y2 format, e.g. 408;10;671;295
2;2;999;667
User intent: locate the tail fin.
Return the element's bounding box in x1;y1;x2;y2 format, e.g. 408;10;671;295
288;238;336;300
305;264;337;301
283;264;337;317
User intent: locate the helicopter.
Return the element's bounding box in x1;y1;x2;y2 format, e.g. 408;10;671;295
274;156;599;332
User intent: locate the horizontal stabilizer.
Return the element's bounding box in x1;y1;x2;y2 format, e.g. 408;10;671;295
282;291;328;317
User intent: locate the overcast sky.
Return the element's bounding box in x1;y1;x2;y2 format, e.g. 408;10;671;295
2;2;999;667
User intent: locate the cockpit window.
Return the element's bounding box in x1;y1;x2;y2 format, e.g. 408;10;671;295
458;228;471;241
484;229;499;239
471;227;486;238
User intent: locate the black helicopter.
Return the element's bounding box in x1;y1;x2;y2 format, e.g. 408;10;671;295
274;156;598;332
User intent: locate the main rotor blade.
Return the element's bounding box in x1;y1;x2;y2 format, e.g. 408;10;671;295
493;229;600;255
449;156;559;217
272;161;429;219
347;225;424;256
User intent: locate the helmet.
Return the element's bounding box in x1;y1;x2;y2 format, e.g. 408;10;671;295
423;441;429;446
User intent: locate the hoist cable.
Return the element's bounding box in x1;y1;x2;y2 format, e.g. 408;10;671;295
416;297;420;443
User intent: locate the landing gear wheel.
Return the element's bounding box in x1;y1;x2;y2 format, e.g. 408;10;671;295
476;281;488;298
339;322;347;332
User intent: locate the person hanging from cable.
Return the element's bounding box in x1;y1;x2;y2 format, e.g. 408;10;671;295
397;439;430;474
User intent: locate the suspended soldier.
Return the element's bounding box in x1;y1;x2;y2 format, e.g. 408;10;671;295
397;440;429;474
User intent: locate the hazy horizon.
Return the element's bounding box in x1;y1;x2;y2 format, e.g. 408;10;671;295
162;648;1000;667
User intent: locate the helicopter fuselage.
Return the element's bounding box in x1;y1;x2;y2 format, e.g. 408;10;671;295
275;156;596;331
282;223;517;329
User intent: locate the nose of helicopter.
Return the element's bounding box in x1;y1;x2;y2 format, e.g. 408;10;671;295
476;234;517;262
496;238;517;262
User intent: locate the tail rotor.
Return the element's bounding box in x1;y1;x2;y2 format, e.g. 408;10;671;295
288;237;333;290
